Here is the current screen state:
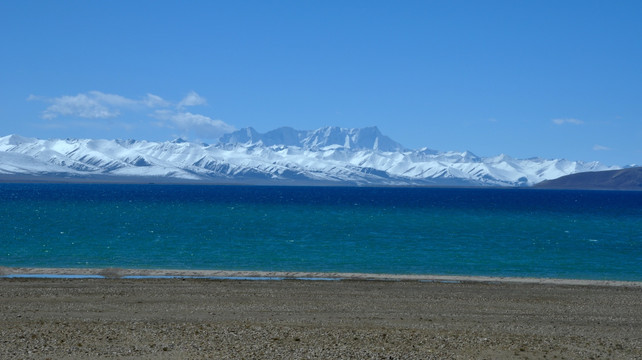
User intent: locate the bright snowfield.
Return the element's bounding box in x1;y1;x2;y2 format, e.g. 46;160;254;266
0;126;616;186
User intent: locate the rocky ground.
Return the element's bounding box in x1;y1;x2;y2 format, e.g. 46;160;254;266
0;278;640;359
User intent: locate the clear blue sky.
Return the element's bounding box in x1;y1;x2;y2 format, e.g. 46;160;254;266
1;0;640;166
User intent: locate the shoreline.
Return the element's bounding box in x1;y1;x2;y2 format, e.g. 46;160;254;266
3;177;640;191
2;266;641;287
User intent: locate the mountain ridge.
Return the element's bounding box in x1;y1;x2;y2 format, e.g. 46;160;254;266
535;167;642;190
0;127;618;187
219;126;406;152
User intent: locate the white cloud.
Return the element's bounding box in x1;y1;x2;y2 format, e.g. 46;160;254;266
29;90;232;140
40;93;120;119
178;91;207;108
87;91;137;107
31;91;168;119
153;110;235;139
552;118;584;125
142;93;169;108
593;144;611;151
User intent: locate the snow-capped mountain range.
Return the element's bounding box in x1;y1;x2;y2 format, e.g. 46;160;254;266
0;126;617;186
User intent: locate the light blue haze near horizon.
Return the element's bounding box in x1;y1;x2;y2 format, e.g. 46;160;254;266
1;0;641;166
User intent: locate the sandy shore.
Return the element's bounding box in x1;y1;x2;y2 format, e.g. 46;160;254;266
1;270;641;359
3;266;642;287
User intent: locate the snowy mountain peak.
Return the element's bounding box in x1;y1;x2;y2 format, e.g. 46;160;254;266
0;134;37;146
460;151;480;162
218;127;262;145
219;126;405;152
0;126;619;186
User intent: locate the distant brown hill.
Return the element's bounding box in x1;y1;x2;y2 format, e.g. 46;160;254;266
535;167;642;190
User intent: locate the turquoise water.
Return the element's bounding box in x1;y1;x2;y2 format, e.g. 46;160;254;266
1;184;641;281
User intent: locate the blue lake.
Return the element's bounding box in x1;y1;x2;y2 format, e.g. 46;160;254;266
1;184;641;281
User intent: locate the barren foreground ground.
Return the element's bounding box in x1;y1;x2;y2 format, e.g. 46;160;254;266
0;278;640;359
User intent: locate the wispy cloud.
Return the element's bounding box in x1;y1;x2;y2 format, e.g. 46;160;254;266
142;93;170;108
154;109;234;138
28;91;234;140
177;91;207;108
552;118;584;125
39;93;119;119
29;91;165;119
593;144;610;151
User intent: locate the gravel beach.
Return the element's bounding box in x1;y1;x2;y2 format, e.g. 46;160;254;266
1;274;641;359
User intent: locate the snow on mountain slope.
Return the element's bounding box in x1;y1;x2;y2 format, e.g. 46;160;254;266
219;126;405;152
0;128;617;186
